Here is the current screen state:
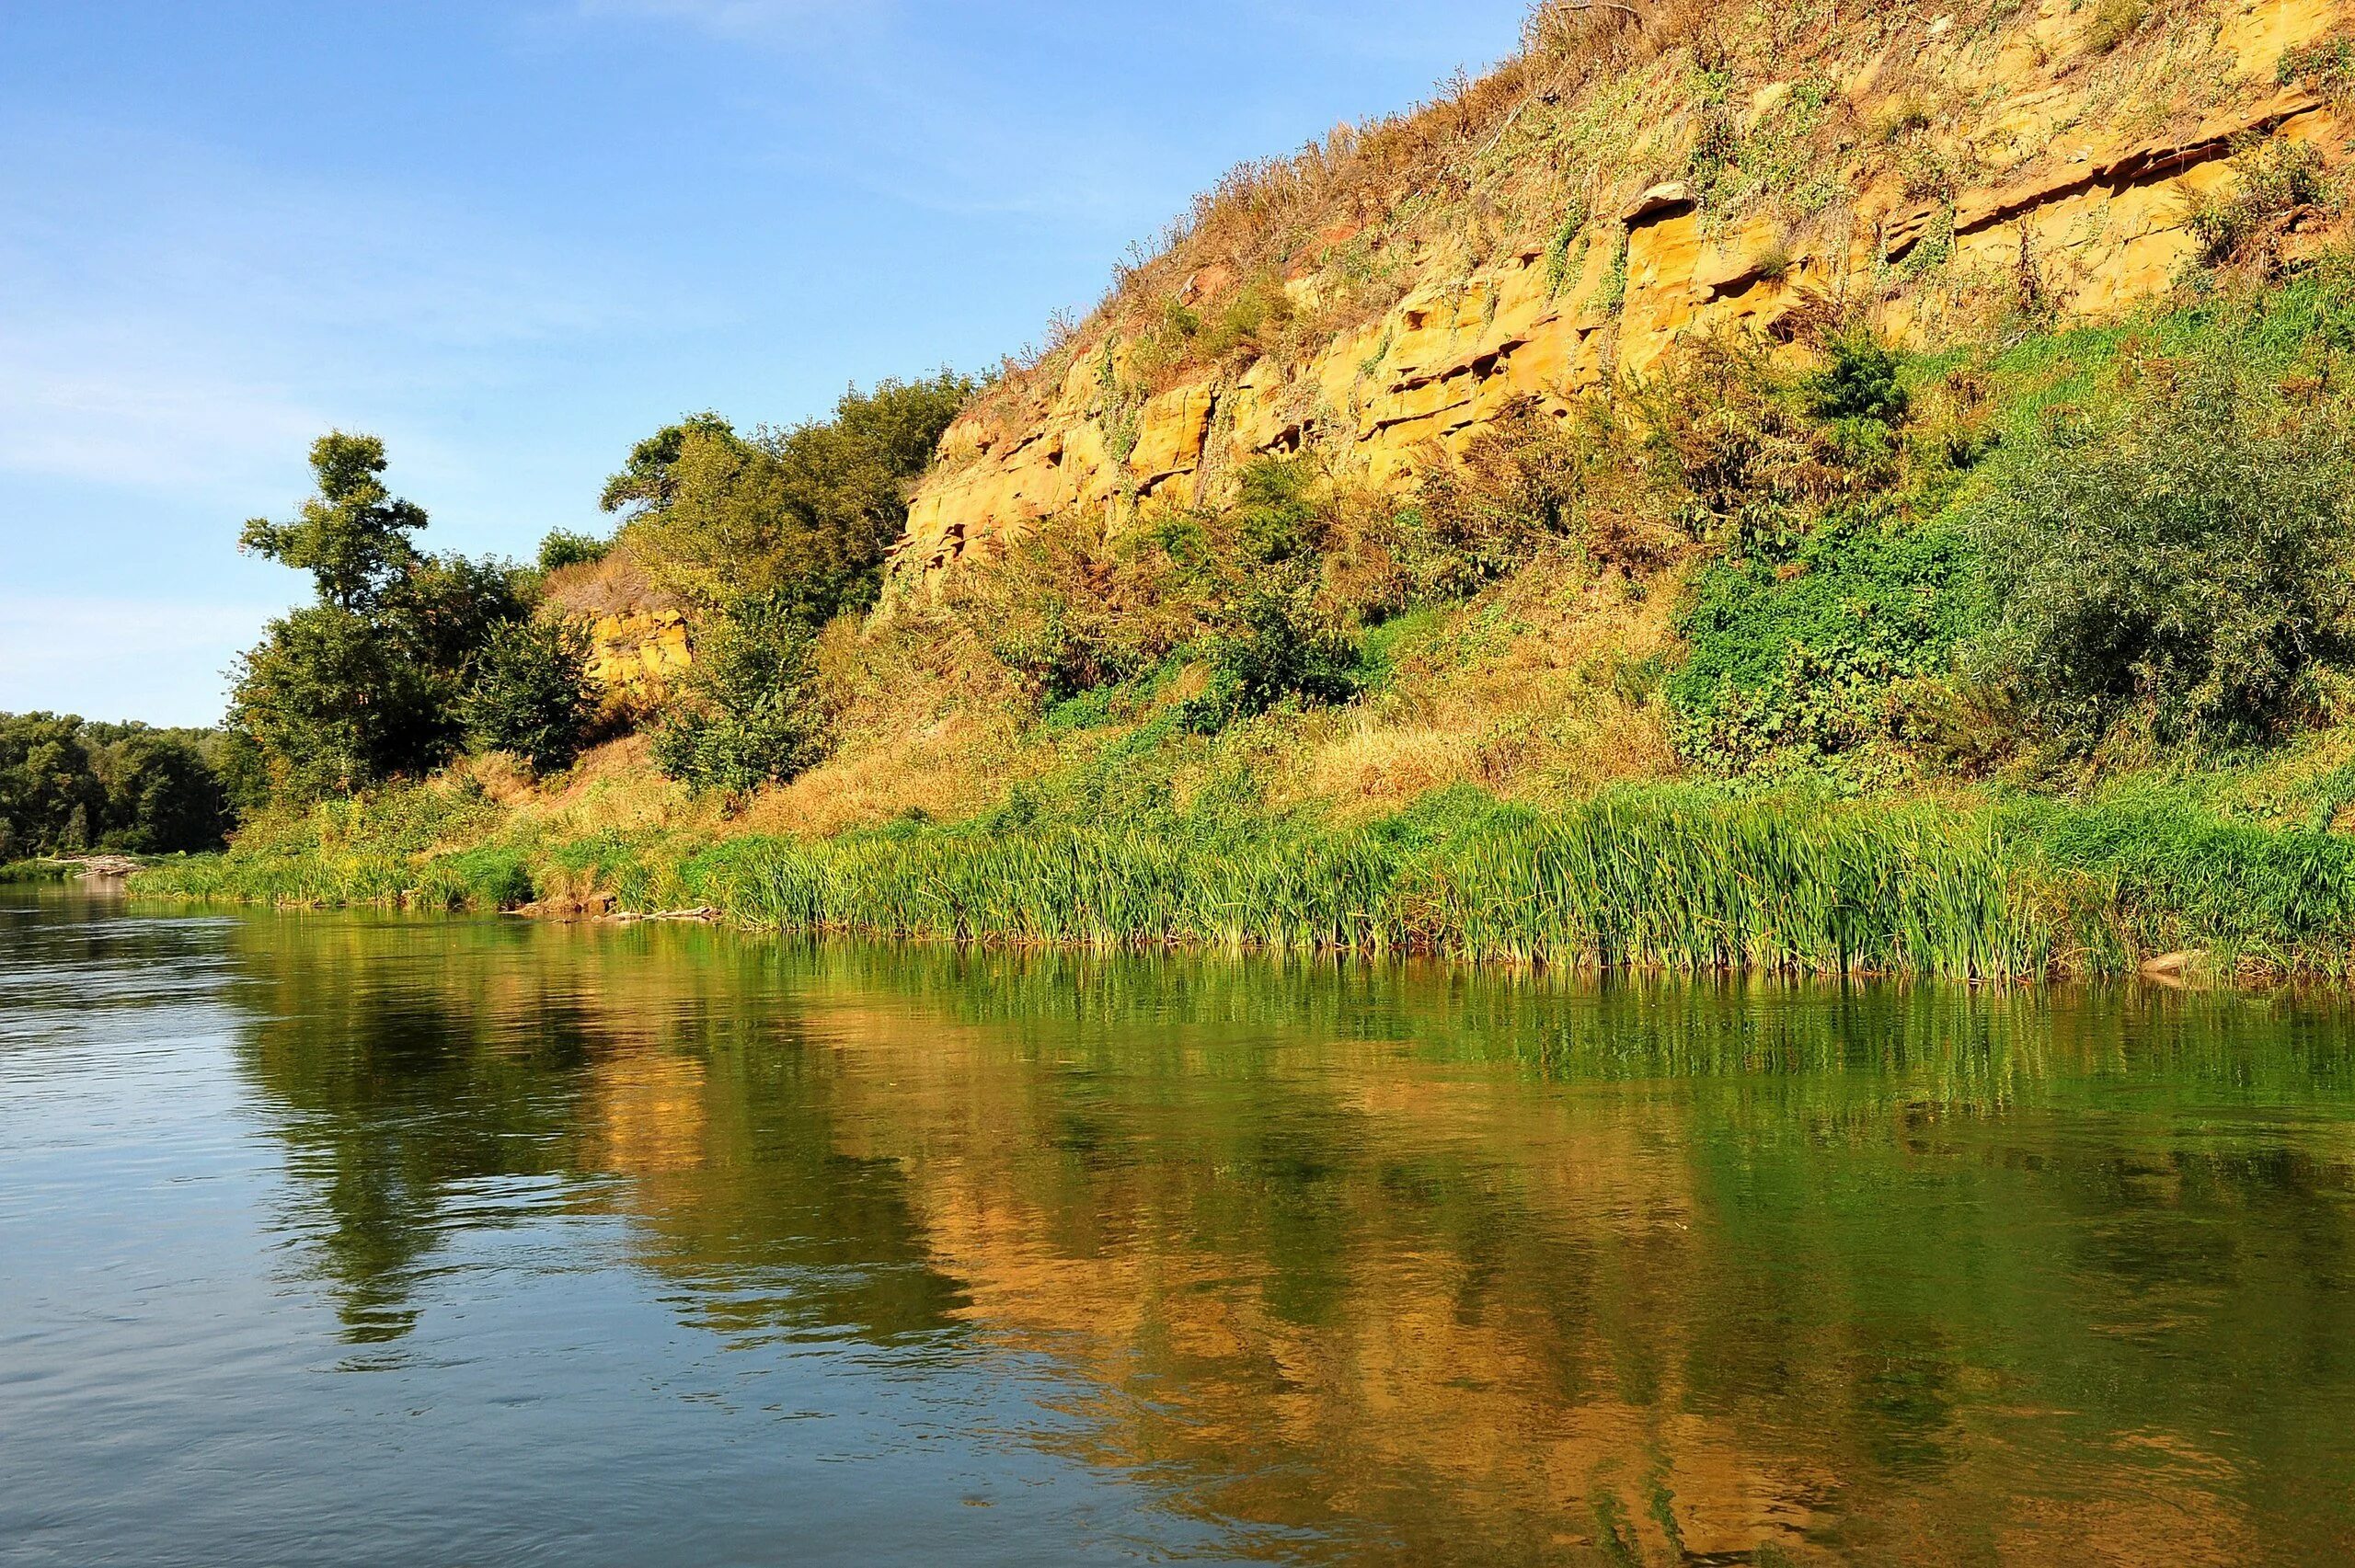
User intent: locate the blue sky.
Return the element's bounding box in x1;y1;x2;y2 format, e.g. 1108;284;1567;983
0;0;1532;727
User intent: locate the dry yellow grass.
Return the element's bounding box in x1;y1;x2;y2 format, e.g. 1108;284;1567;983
1281;549;1683;819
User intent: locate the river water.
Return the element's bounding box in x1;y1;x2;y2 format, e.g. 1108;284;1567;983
3;887;2352;1565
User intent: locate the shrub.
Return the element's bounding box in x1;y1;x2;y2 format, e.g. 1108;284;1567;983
651;596;831;794
1409;396;1694;596
1669;516;1985;774
2080;0;2146;55
461;619;596;773
951;460;1366;725
1195;274;1295;361
1623;336;1860;547
2278;35;2355;107
536;530;611;573
951;519;1189;703
2186;137;2335;270
1970;350;2355;753
1809;335;1910;425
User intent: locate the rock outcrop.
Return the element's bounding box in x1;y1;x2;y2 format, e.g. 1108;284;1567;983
584;608;692;707
897;0;2351;580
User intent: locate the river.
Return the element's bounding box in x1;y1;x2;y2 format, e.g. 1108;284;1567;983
3;887;2351;1565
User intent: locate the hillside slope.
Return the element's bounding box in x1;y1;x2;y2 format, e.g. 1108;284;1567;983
896;0;2349;577
159;0;2355;983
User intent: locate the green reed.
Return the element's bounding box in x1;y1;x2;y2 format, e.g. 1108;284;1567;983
133;781;2355;980
637;788;2046;979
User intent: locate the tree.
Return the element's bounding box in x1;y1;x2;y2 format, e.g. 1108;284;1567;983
240;433;427;611
599;411;741;519
231;604;431;797
650;595;830;793
613;374;972;620
461;619;596;773
85;725;230;853
1972;351;2355;752
230;434;535;799
0;715;227;855
0;714;104;855
536;530;612;573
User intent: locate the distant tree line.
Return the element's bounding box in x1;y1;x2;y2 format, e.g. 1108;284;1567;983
0;714;236;858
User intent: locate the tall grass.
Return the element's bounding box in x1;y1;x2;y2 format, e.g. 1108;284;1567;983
597;787;2052;979
135;777;2355;981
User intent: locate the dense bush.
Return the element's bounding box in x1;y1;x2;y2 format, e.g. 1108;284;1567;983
1970;349;2355;754
1668;516;1983;774
461;619;596;772
1808;335;1910;425
613;375;971;619
651;596;831;794
950;460;1361;724
1183;463;1361;723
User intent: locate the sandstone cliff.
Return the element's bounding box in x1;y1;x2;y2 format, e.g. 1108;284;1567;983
896;0;2351;579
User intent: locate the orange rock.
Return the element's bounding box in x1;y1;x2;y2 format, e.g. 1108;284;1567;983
890;0;2354;583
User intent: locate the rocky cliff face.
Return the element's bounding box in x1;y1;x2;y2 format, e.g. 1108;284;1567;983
897;0;2349;579
584;609;691;707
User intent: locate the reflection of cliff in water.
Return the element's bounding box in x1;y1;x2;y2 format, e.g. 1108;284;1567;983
224;919;2355;1564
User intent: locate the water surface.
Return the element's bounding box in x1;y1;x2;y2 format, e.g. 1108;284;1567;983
4;887;2352;1565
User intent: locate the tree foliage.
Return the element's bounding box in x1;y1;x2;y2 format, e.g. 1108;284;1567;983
0;714;229;856
536;529;612;573
239;433;427;611
615;375;971;619
650;595;830;794
461;619;596;772
1971;350;2355;753
231;434;535;799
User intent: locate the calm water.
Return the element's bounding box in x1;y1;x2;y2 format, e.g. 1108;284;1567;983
4;889;2353;1566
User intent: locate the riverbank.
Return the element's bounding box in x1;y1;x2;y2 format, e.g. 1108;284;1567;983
131;773;2355;982
0;859;86;885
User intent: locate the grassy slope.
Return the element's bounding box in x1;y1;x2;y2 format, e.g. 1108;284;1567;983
137;87;2355;982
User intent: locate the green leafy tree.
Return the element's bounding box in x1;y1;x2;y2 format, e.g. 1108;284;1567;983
240;433;426;610
86;726;230;853
536;530;612;573
599;411;741;519
0;713;105;855
231;604;433;797
0;715;226;854
650;596;830;793
231;435;534;799
615;374;971;619
1972;351;2355;752
461;619;596;772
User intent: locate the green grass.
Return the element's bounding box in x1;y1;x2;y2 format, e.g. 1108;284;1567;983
0;860;76;885
131;776;2355;981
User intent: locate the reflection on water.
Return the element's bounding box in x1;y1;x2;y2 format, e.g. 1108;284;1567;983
3;888;2352;1565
